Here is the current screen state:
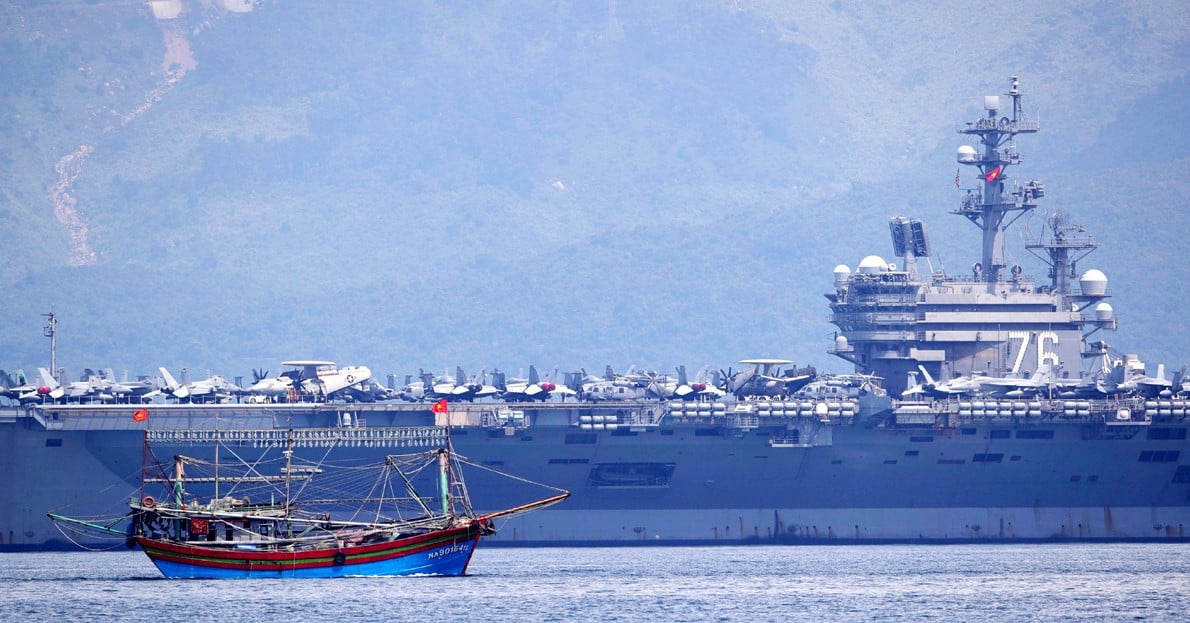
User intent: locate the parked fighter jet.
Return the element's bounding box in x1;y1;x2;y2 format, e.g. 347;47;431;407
977;364;1056;398
498;365;575;401
902;364;984;398
651;365;724;401
1112;362;1179;398
1;368;56;403
159;367;240;403
428;367;500;402
0;369;28;401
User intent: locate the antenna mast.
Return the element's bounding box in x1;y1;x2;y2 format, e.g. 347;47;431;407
954;76;1043;290
42;310;57;378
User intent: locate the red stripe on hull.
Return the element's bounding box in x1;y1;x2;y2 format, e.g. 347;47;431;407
138;522;483;572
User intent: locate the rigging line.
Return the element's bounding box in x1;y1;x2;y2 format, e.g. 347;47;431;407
46;465;143;514
454;454;570;494
49;520;127;552
216;442;290;500
387;455;436;518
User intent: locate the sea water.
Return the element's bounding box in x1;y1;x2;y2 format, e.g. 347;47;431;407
4;544;1189;622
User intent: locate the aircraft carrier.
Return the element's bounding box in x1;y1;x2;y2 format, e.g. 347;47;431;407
4;78;1189;549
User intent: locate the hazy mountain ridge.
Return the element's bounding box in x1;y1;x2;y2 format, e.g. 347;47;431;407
1;0;1187;381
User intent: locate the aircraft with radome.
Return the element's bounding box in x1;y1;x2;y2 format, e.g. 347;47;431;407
718;359;816;399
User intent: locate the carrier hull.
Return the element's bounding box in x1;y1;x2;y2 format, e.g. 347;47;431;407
6;402;1189;549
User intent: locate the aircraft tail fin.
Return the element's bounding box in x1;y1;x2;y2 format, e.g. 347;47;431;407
159;367;181;391
917;364;937;387
37;368;59;390
1033;364;1054;385
1108;362;1126;388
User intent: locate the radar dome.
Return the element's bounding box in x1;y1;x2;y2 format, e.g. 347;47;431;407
1080;269;1108;297
857;255;887;274
956;145;978;164
1095;303;1114;322
833;264;852;288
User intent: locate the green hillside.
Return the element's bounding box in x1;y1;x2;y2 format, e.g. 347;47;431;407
1;0;1187;382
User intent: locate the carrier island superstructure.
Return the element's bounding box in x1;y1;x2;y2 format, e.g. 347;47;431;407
3;78;1189;549
827;76;1114;396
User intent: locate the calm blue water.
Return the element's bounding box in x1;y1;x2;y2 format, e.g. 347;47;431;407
4;544;1189;622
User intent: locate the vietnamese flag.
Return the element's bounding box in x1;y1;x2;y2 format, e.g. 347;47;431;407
132;408;148;422
984;165;1003;182
431;399;449;414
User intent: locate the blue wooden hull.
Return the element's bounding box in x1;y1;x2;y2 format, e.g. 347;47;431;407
138;524;483;579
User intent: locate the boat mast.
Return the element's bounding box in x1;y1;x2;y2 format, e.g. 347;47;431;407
284;430;294;516
437;448;451;518
173;455;185;506
955;76;1043;291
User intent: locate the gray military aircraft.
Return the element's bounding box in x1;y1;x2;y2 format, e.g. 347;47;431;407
159;367;240;403
499;365;575;401
719;359;816;399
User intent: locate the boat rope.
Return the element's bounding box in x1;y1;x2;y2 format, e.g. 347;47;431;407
48;515;129;552
454;454;570;495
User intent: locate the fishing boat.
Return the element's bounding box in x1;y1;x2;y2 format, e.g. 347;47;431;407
49;426;568;578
